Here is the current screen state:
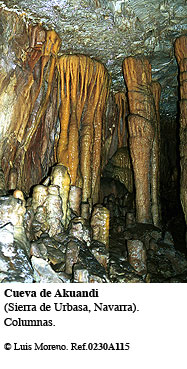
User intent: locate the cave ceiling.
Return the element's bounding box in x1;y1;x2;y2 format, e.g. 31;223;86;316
0;0;187;117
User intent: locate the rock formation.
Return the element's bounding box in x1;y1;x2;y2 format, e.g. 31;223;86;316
57;55;110;205
174;36;187;231
123;56;161;226
0;12;61;193
0;3;186;283
91;205;110;248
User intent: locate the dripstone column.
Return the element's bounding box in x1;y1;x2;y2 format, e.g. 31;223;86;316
123;56;159;224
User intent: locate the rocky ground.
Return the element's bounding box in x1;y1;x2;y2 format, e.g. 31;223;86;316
0;177;186;283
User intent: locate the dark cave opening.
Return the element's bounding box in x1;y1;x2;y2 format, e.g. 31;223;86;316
160;114;186;255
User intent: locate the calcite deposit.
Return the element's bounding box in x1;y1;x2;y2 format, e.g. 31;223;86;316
91;205;110;248
123;56;161;226
69;186;82;216
0;1;186;283
50;164;71;228
57;54;110;207
0;12;61;193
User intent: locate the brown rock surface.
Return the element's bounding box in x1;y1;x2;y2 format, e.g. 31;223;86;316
57;55;110;204
0;11;60;194
174;36;187;227
123;56;161;225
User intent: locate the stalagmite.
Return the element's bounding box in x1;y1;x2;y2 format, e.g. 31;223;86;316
13;189;26;206
57;55;110;204
31;185;48;238
32;185;48;213
123;56;160;224
50;164;71;228
45;185;63;237
8;168;18;191
69;186;82;216
174;36;187;227
127;113;154;223
91;205;110;248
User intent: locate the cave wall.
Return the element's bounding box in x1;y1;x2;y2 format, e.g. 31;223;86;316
0;10;61;194
1;0;186;117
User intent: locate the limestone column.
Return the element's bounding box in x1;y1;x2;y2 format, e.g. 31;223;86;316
123;56;156;224
174;36;187;227
57;55;110;205
128;114;154;223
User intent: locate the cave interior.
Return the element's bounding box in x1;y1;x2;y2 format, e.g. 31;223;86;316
0;0;187;283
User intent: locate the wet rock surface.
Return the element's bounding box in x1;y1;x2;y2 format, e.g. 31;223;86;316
0;199;33;283
0;176;186;283
1;0;186;117
0;2;186;282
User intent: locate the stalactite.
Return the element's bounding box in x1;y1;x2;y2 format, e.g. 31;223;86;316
115;92;128;148
174;36;187;227
123;56;157;224
57;55;110;204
